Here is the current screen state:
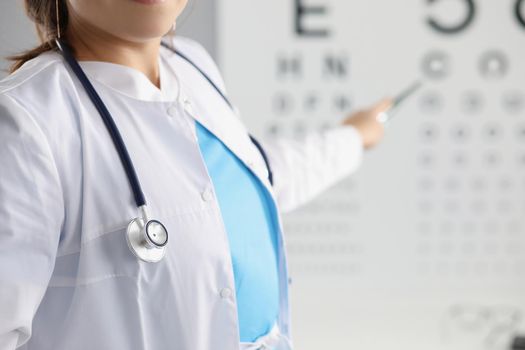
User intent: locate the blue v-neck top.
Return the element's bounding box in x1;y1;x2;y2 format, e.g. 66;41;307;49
195;120;280;342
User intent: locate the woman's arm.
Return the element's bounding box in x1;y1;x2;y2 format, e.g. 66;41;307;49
260;99;390;213
259;124;365;213
0;94;64;349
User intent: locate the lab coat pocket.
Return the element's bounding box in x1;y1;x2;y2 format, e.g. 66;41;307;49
50;225;141;287
40;223;163;350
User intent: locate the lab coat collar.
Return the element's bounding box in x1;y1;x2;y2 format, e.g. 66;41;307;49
75;42;273;192
169;53;275;191
78;50;179;102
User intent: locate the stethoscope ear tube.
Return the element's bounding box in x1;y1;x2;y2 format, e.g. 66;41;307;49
55;38;147;208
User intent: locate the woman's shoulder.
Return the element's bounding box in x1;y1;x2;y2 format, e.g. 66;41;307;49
168;35;214;66
163;35;228;93
0;50;77;148
0;50;68;98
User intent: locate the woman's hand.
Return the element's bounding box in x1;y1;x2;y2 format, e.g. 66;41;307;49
341;98;393;149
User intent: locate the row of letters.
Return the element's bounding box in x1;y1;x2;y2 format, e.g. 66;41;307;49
294;0;525;36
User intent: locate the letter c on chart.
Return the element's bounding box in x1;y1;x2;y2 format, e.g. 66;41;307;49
427;0;476;34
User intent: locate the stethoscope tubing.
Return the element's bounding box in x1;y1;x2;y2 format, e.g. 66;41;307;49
56;39;147;208
161;42;235;111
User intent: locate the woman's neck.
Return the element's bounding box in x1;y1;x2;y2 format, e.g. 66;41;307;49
66;13;162;89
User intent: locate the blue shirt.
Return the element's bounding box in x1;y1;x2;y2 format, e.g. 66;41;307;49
195;120;280;342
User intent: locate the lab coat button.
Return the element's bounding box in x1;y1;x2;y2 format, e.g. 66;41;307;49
167;105;177;117
220;287;232;299
201;188;214;202
182;98;193;114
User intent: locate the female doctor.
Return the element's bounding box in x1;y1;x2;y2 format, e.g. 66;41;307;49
0;0;390;349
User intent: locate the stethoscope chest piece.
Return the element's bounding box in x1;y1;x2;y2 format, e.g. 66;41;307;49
126;217;168;263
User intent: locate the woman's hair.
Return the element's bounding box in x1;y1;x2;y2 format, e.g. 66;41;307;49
8;0;68;74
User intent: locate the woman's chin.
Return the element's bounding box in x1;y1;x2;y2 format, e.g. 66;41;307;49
118;24;174;42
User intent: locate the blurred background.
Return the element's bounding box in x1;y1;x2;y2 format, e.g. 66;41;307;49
2;0;524;349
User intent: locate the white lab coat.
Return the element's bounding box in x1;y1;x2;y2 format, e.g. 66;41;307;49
0;35;364;350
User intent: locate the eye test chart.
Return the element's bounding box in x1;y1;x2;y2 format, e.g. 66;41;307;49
218;0;525;349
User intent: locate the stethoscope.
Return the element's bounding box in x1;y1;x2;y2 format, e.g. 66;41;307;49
55;38;274;263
